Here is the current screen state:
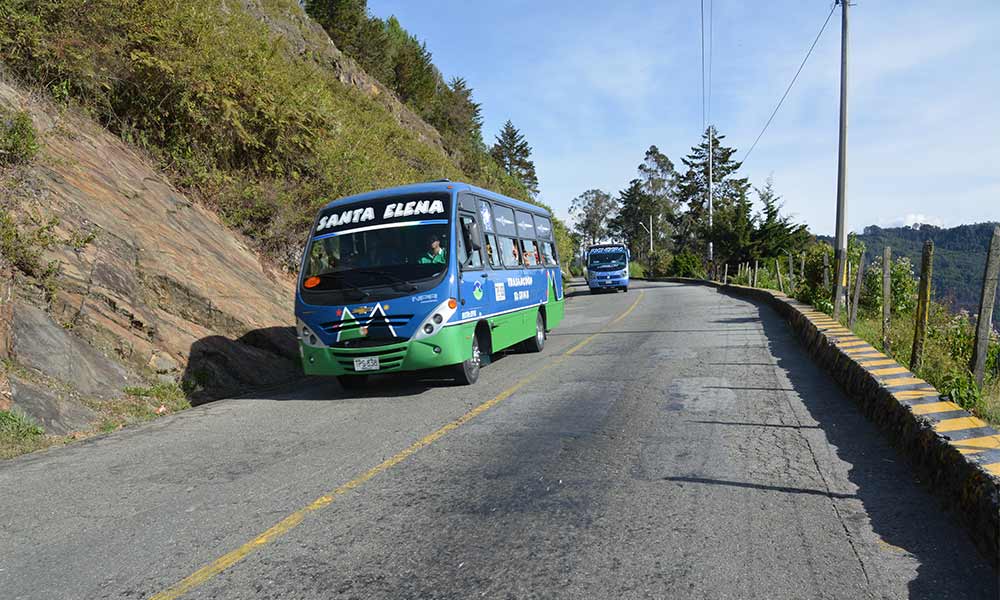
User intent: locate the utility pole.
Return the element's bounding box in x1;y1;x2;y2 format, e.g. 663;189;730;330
708;126;714;273
639;215;654;276
832;0;850;320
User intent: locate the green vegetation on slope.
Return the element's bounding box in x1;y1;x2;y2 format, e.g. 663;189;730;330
0;0;572;268
825;223;1000;322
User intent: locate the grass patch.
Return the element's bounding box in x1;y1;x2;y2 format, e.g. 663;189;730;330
0;409;55;459
87;382;191;432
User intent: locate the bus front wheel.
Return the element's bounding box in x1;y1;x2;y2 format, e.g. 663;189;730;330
454;335;481;385
522;311;546;353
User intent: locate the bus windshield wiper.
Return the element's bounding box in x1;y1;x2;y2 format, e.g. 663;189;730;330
356;269;418;292
314;273;370;299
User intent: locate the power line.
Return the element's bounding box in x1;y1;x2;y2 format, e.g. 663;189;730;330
741;4;837;166
700;0;706;132
707;0;713;127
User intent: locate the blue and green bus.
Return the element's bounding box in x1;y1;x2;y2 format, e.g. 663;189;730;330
295;181;565;387
586;243;630;293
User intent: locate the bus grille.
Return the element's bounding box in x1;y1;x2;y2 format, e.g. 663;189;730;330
329;342;409;372
319;314;414;335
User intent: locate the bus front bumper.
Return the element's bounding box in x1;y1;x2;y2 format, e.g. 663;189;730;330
589;276;628;289
300;322;476;377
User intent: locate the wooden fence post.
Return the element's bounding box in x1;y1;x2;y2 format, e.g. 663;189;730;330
971;225;1000;387
849;258;864;329
753;260;759;288
845;261;853;317
723;263;729;285
787;253;795;290
911;240;934;373
882;247;892;355
776;259;784;293
822;252;831;292
800;253;806;284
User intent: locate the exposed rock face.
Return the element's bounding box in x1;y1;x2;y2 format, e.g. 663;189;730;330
12;303;132;398
0;263;12;359
0;78;302;408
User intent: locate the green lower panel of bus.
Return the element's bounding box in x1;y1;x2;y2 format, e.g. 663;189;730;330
299;300;564;377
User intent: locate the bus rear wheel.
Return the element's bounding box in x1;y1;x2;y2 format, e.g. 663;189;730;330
454;335;481;385
337;374;369;390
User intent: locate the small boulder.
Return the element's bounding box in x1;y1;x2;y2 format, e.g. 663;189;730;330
9;375;98;435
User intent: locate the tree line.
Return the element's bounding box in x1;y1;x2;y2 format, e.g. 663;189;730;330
569;127;810;277
305;1;537;193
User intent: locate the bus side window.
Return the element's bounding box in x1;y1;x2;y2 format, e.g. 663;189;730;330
520;239;540;267
498;236;518;267
540;242;557;266
458;214;484;269
485;234;501;269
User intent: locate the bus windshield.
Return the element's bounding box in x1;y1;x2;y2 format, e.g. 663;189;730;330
588;250;627;271
303;222;450;298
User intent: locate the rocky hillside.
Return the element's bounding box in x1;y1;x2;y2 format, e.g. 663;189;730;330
0;0;566;452
0;77;299;442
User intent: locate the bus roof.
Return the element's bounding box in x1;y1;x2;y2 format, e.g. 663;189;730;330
587;243;627;249
318;181;551;217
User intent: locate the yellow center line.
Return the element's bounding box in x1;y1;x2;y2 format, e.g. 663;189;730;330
150;290;645;600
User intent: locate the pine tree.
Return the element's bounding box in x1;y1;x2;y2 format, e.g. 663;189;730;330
305;1;392;84
674;126;749;254
609;179;648;257
750;177;809;259
490;120;539;197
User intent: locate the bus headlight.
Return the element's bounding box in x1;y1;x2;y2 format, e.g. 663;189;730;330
296;318;325;348
413;298;458;341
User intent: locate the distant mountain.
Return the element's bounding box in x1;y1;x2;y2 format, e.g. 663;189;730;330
821;222;1000;320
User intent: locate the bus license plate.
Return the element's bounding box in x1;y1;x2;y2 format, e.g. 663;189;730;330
354;356;380;371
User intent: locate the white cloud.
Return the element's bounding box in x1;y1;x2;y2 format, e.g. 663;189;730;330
878;214;946;229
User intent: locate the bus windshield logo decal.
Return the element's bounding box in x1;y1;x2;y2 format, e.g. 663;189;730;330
472;280;484;301
317;207;376;231
383;199;445;220
315;199;446;234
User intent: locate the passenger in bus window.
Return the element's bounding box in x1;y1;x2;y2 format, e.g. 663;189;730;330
485;237;495;266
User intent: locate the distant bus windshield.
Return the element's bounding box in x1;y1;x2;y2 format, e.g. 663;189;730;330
588;250;627;271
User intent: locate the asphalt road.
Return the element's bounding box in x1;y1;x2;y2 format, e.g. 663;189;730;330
1;280;995;600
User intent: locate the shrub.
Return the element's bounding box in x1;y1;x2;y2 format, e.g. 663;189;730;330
0;107;38;165
940;370;984;412
860;255;918;315
0;211;61;295
794;242;834;310
667;250;705;279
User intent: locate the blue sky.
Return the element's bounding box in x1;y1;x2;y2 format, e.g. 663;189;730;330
368;1;1000;235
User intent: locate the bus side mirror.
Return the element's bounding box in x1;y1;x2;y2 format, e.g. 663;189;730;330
462;219;482;251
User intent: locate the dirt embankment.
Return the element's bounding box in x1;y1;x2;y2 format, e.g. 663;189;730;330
0;78;302;436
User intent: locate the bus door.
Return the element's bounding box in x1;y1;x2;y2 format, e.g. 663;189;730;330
455;197;489;324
